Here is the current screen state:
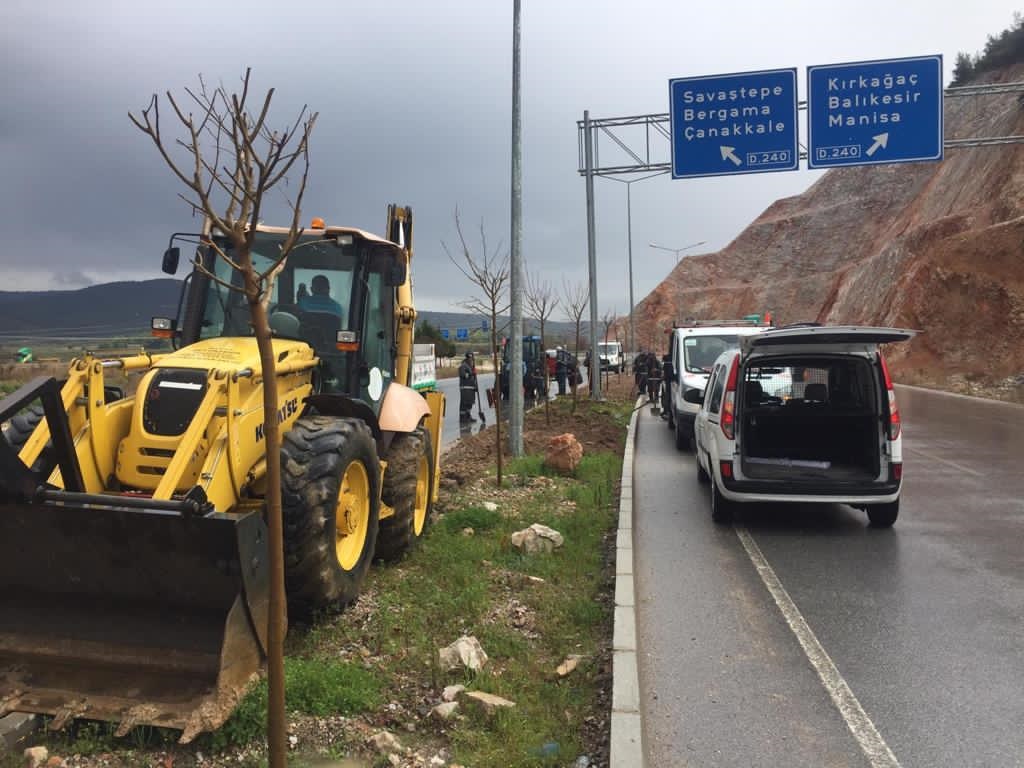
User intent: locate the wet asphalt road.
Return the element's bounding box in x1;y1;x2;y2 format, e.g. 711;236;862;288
435;373;570;449
633;386;1024;767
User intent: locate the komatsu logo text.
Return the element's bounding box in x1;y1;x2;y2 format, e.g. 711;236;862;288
255;398;299;441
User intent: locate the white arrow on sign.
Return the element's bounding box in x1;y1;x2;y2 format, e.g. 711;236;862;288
720;146;742;166
865;132;889;157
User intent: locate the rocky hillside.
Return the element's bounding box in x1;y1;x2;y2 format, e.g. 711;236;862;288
629;65;1024;396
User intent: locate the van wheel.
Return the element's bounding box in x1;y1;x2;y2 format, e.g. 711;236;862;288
867;500;899;528
710;478;733;524
696;453;710;484
281;416;380;616
674;415;690;451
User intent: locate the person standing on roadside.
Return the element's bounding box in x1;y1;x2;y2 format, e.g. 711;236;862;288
458;351;478;422
555;346;568;396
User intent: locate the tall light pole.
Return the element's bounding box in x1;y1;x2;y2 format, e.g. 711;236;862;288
606;171;666;361
509;0;524;455
649;240;707;264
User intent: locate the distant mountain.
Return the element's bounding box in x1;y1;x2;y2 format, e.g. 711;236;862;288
0;280;181;340
0;279;585;346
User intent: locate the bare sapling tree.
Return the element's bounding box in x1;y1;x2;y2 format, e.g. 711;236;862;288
443;209;510;486
130;69;317;768
562;278;589;411
525;268;559;424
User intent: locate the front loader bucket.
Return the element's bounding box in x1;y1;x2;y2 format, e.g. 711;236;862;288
0;501;269;743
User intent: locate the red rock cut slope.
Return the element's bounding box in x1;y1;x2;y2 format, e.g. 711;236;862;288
631;67;1024;391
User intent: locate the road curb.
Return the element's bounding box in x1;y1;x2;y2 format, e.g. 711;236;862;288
610;397;645;767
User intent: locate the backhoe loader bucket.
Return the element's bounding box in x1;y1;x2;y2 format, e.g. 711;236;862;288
0;501;269;743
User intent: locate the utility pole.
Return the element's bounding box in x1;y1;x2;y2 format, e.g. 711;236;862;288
509;0;525;455
583;110;601;401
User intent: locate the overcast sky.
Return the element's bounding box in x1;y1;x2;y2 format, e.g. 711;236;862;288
1;0;1018;314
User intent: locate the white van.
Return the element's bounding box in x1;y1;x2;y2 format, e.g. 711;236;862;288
597;341;623;373
666;322;768;449
687;325;915;527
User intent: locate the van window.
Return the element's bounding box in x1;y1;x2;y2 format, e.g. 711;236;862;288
708;365;727;414
743;359;874;408
684;335;739;373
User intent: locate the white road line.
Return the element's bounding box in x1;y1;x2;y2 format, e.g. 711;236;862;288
735;525;902;768
903;445;982;477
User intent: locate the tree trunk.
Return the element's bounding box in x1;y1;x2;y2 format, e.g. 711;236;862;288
248;287;287;768
490;316;502;486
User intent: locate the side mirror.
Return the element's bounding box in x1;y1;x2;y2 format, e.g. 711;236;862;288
386;260;407;287
683;388;704;405
162;247;180;275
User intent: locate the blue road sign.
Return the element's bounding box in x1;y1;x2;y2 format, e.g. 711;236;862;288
481;319;489;332
440;328;449;340
456;328;469;341
807;55;943;169
670;68;799;179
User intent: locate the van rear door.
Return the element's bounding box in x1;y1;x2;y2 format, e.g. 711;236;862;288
741;326;916;357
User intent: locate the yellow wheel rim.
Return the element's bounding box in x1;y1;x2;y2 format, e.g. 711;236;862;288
334;460;370;571
412;451;430;536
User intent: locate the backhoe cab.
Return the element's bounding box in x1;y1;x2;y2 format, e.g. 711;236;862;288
0;205;443;742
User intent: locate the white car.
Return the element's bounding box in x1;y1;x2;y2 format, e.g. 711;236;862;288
597;341;623;373
687;325;916;527
665;322;768;449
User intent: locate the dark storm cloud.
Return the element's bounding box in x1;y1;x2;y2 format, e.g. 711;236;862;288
1;0;1016;315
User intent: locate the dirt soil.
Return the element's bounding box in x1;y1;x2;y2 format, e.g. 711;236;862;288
440;375;635;490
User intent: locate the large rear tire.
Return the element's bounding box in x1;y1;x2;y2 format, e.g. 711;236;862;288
376;428;433;561
281;416;380;616
867;500;899;528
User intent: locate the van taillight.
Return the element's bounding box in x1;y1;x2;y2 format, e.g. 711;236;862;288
721;353;739;440
878;352;901;440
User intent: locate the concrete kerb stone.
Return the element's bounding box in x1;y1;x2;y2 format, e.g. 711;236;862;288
610;397;646;767
615;574;635;607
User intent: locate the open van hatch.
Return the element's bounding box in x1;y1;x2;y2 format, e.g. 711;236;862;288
739;355;884;484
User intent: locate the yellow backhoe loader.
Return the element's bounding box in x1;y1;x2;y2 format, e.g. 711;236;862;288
0;204;443;742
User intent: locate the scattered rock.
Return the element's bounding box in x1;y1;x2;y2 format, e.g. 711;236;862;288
510;523;564;554
575;756;592;768
442;684;465;702
557;654;581;677
461;527;475;536
369;730;403;755
544;433;583;474
288;734;298;749
23;747;48;768
482;501;498;512
438;635;488;671
463;690;516;715
431;701;459;721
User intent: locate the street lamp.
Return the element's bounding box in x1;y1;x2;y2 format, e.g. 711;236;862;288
649;240;707;264
606;171;666;360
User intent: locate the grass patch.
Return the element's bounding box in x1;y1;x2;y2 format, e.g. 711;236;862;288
285;442;623;767
210;657;382;749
